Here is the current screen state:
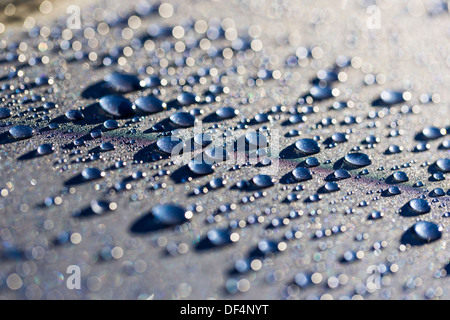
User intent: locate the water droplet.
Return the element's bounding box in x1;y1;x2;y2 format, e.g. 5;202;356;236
99;95;135;117
205;228;233;247
37;143;53;155
343;152;372;168
292;167;312;181
386;145;402;154
295;138;320;155
0;108;11;119
305;157;320;167
65;109;84;121
169;112;196;127
421;126;445;140
386;186;401;196
188;159;214;175
377;90;405;106
391;171;409;183
177;92;197;106
435;158;449;173
104;72;141;93
156;136;186;154
368;210;384;220
9;125;34;139
209;177;225;189
252;174;274;188
323;181;339;192
90;199;116;215
333;169;351;180
152;204;188;226
412;221;442;243
204;147;230;162
408;198;431;214
194;133;212;147
331;132;348;143
103;119;119;130
309;85;333;101
81;168;105;181
216;106;239;119
430;188;445;197
245;131;268;148
134;96;166;113
100;142;115;151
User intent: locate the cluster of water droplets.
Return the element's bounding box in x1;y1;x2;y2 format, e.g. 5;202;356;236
0;0;448;300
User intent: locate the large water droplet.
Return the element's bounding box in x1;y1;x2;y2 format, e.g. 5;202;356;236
99;95;135;117
9;125;34;139
292;167;312;181
408;198;431;214
216;106;239;119
104;72;141;93
295;138;320;155
156;136;186;154
188;159;214;175
81;168;105;181
134;96;166;113
0;108;11;119
435;158;449;173
343;152;371;168
152;204;188;226
412;221;442;243
252;174;274;188
169;112;196;127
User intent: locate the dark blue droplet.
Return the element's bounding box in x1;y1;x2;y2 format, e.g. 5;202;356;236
9;125;34;139
81;168;104;181
188;159;214;175
204;147;230;162
245;131;268;148
194;133;212;147
252;174;274;188
295;138;320;155
324;181;339;192
333;169;351;180
344;152;371;167
391;171;408;183
379;90;405;105
387;186;401;196
156;136;186;154
177;92;197;106
408;198;431;214
169;112;196;127
100;142;115;151
0;108;11;119
206;229;232;246
331;132;348;143
435;158;449;173
413;221;442;243
292;167;312;181
216;106;239;119
103;119;119;130
310;85;333;100
65;109;84;121
104;72;141;93
37;143;53;155
99;95;135;117
368;210;384;220
134;96;166;113
152;204;187;226
305;157;320;167
422;126;444;140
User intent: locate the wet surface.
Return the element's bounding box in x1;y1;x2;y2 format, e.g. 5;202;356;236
0;0;448;300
